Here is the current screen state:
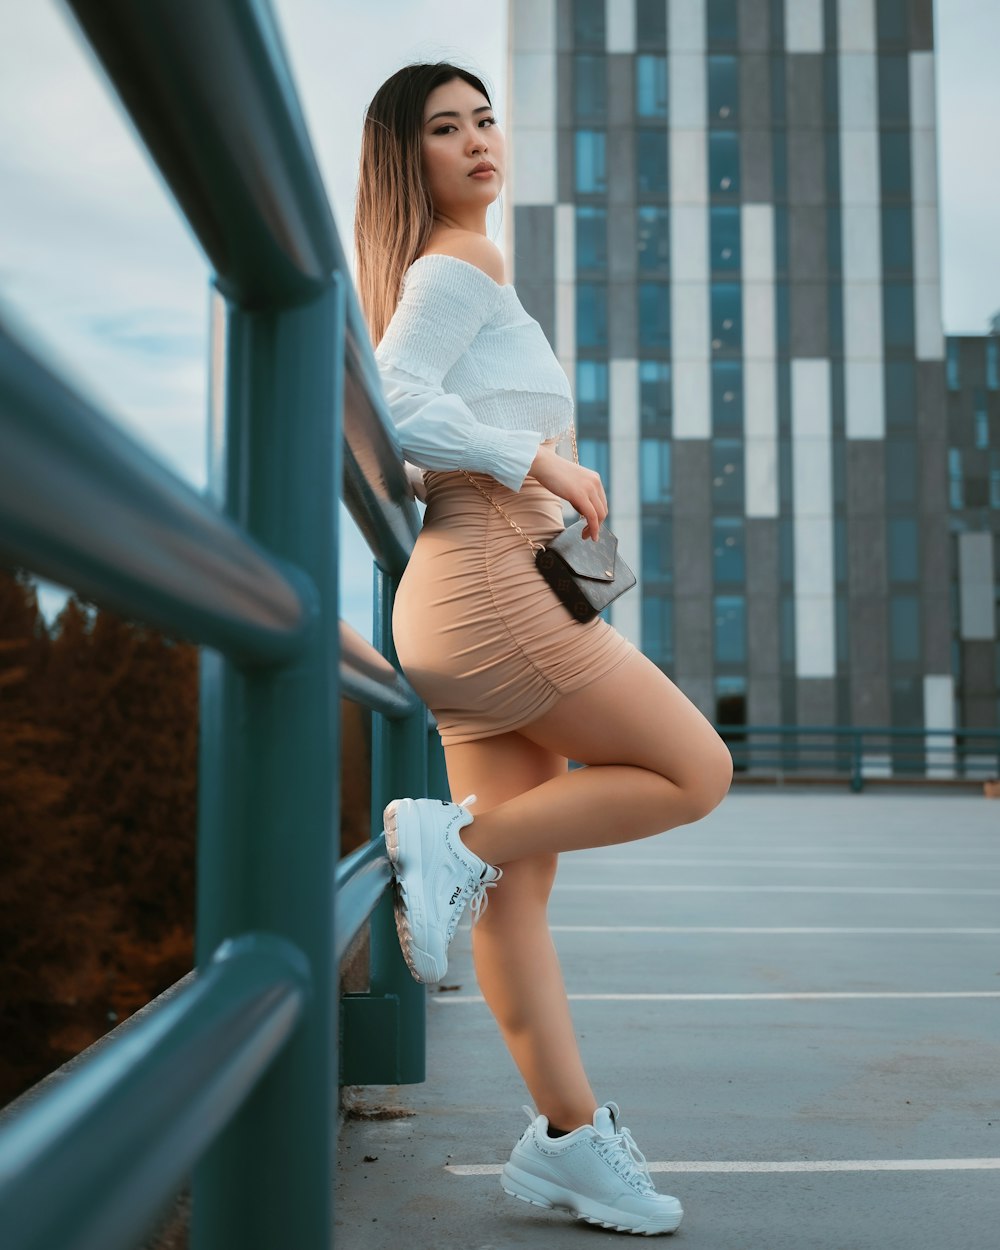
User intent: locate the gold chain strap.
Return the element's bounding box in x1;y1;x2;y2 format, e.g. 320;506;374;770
460;427;579;555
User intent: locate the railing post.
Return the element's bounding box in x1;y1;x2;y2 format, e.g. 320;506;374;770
850;730;864;792
193;276;346;1250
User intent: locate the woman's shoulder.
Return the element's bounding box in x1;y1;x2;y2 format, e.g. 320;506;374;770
407;231;509;291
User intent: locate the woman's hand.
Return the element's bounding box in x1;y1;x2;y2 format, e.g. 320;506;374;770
528;444;608;541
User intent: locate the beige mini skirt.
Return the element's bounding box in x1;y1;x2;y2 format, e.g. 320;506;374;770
392;468;638;747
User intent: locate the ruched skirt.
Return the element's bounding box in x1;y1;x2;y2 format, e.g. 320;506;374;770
392;469;638;746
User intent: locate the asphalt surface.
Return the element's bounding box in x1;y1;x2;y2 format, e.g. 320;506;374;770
335;789;1000;1250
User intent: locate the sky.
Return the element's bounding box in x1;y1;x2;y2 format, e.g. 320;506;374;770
1;0;998;641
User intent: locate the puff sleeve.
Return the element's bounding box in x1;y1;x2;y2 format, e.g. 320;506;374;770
374;256;543;492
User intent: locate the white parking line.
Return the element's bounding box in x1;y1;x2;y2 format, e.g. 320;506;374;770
447;1158;1000;1177
553;884;1000;895
564;858;1000;871
547;926;1000;935
433;991;1000;1004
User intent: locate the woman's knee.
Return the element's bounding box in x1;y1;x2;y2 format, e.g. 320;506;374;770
485;851;559;917
674;737;733;823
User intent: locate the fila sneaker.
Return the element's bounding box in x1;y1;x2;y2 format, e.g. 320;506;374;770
501;1102;683;1236
383;795;502;983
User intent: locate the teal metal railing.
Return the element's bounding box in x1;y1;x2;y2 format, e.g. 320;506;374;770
722;724;1000;792
0;2;435;1247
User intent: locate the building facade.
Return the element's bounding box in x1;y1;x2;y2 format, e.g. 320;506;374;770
507;0;952;743
946;324;1000;730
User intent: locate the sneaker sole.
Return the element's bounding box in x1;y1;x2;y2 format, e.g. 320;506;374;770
383;798;446;984
501;1162;682;1236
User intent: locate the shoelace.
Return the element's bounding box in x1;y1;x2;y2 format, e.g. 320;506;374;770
452;793;502;929
611;1125;655;1193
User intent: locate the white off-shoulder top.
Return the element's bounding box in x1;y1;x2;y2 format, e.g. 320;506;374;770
374;252;576;492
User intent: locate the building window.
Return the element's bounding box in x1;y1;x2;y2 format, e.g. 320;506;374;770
886;438;917;506
975;391;990;449
639;360;672;429
640;438;672;503
636;55;668;118
573;0;605;48
880;131;911;197
713;517;746;583
715;675;747;731
711;283;742;352
877;0;908;43
946;339;961;391
780;594;795;669
991;450;1000;509
885;360;916;428
878;54;909;126
779;517;795;585
642;516;673;583
578;436;609;483
948;448;964;509
577;282;607;347
576;360;608;429
636;0;667;46
883;282;914;350
639;282;671;349
712;439;744;509
709;131;741;196
987;337;999;391
888;516;919;582
710;206;741;272
708;55;739;123
836;595;850;669
637;206;670;272
889;594;921;663
637;129;668;194
576;205;607;270
881;206;913;274
714;595;746;664
834;516;847;584
575;131;607;193
642;593;674;666
707;0;738;45
712;360;743;431
574;55;607;119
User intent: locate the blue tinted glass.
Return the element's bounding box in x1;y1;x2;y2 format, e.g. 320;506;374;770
946;339;960;391
987;338;999;391
882;208;913;273
575;131;607;193
642;516;673;581
709;131;741;195
975;390;989;448
712;439;744;508
711;283;742;352
713;517;746;583
828;283;844;354
883;282;914;349
710;206;741;270
576;206;607;269
642;594;674;664
708;56;739;123
885;359;916;428
948;448;963;509
888;517;919;581
826;206;842;272
640;438;672;503
877;0;907;43
887;438;917;505
878;54;909;124
774;205;789;272
573;0;605;47
636;0;667;45
637;129;668;193
575;55;607;117
637;206;670;271
577;282;608;347
771;52;786;124
637;55;668;117
576;360;609;415
707;0;738;44
779;518;794;584
889;594;920;662
836;595;849;666
880;131;911;196
639;282;671;349
712;360;743;430
714;595;746;664
578;437;609;482
834;517;847;583
639;360;672;427
772;130;787;196
780;594;795;667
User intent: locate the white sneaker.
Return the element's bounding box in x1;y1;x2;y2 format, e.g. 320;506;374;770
501;1102;683;1236
383;794;502;983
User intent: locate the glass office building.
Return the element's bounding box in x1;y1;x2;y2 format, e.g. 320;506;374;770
507;0;949;742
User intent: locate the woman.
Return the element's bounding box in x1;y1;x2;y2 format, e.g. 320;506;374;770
355;61;732;1237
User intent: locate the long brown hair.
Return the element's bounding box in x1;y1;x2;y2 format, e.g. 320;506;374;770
354;62;497;346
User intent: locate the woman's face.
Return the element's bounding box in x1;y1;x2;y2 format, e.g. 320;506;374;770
420;77;505;220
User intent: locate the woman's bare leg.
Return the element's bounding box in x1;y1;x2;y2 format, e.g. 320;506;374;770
444;730;598;1131
459;649;734;867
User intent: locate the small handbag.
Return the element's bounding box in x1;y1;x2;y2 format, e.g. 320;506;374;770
461;430;636;623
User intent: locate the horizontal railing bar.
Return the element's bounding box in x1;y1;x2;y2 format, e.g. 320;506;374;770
334;836;393;965
339;619;420;719
728;724;998;740
0;932;311;1250
0;320;316;666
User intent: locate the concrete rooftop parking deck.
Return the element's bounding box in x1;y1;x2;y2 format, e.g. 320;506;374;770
335;790;1000;1250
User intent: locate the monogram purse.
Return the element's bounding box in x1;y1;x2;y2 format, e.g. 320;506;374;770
462;430;636;623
